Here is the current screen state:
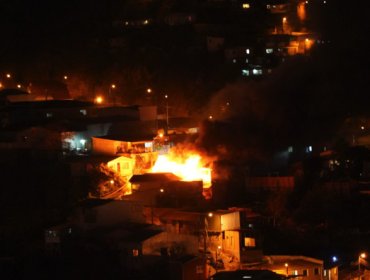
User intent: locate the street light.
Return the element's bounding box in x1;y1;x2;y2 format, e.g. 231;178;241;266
358;253;366;279
285;263;289;276
164;94;169;132
109;84;116;105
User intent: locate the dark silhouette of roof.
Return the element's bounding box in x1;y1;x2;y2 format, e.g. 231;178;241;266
211;270;285;280
0;88;29;97
130;173;181;183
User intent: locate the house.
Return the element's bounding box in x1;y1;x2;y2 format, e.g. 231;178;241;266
92;134;156;156
248;255;325;280
107;156;136;178
205;209;264;268
71;199;146;230
169;255;206;280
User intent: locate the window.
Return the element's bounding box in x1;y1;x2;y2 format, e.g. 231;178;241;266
117;162;121;173
133;249;139;257
246;48;250;54
303;269;308;276
252;69;262;75
242;69;250;76
314;268;319;275
266;48;273;54
242;3;250;9
244;237;256;247
46;113;53;118
80;109;87;115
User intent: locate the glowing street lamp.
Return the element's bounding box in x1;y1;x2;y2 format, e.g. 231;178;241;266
109;84;116;104
95;96;104;104
63;75;68;80
282;17;287;33
164;94;169;131
285;263;289;276
358;253;366;279
6;73;11;79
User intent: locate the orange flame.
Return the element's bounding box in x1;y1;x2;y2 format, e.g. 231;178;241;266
151;153;212;188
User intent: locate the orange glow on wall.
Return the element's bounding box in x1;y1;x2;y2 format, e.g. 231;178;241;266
297;2;306;21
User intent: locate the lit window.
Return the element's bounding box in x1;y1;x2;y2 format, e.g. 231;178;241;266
245;58;249;63
80;109;87;115
46;113;53;118
246;48;250;54
294;270;298;276
324;270;327;277
133;249;139;257
244;237;256;247
252;69;262;75
266;48;273;54
242;69;250;76
242;3;250;9
144;142;152;148
288;146;293;153
267;4;271;9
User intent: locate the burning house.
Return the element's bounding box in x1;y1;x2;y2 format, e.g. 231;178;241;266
127;173;205;208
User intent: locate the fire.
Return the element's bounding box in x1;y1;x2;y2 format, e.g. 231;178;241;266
151;153;212;188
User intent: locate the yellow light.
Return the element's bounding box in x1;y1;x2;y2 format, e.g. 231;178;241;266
147;88;152;93
160;188;164;193
95;96;104;104
208;212;213;217
6;73;11;78
242;3;250;9
285;263;289;267
360;253;366;259
110;180;114;185
0;82;3;88
111;84;116;89
17;84;21;88
63;75;68;80
282;17;287;23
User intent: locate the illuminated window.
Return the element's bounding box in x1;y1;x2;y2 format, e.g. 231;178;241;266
244;237;256;247
267;4;271;9
242;3;250;9
80;109;87;115
252;69;262;75
242;69;250;76
266;48;273;54
245;58;249;63
246;48;250;54
133;249;139;257
288;146;293;153
46;113;53;118
294;270;298;276
324;270;327;276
